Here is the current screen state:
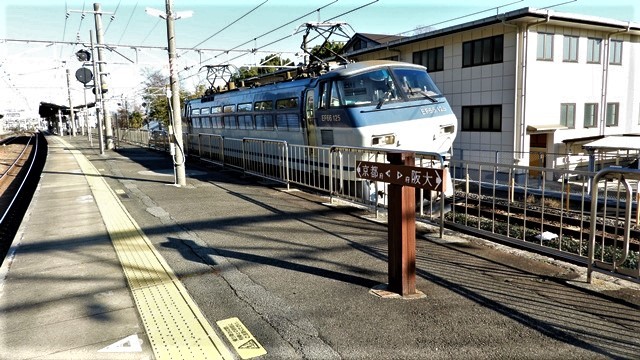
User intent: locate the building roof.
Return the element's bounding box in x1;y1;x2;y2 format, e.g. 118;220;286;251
343;7;640;58
582;135;640;151
341;33;407;54
38;101;95;118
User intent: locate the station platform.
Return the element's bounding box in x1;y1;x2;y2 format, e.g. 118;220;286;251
1;133;639;360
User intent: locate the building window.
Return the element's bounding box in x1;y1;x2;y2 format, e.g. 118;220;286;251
537;33;553;60
562;35;578;62
461;105;502;132
584;103;598;128
413;47;444;72
606;103;619;126
609;40;622;65
560;103;575;128
462;35;503;67
353;38;365;51
587;38;602;63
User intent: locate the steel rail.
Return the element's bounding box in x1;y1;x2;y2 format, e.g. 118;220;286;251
0;135;38;225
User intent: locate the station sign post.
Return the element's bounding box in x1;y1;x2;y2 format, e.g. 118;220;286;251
356;152;445;297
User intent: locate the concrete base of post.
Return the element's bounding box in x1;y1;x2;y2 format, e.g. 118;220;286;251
369;284;426;300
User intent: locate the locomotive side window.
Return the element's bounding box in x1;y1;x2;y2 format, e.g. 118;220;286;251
275;97;300;131
255;100;274;130
276;98;298;109
238;103;252;112
255;100;273;110
319;82;329;109
200;108;211;128
237;103;254;129
191;108;201;128
211;106;223;128
255;114;274;130
329;83;343;108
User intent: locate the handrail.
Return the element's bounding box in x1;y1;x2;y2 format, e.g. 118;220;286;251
587;167;640;283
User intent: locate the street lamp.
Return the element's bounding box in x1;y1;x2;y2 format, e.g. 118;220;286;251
145;1;192;187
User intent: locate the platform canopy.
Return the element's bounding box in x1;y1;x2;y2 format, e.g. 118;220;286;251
38;101;95;118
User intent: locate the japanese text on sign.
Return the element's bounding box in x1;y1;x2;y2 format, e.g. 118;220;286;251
356;161;445;192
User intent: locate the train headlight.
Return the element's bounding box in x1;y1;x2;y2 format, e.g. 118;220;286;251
440;125;455;134
372;134;396;146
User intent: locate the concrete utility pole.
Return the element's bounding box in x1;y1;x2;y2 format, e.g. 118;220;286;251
90;30;105;155
65;67;76;136
93;2;114;150
164;0;187;186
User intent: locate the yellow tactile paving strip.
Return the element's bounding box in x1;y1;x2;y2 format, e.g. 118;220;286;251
59;138;233;360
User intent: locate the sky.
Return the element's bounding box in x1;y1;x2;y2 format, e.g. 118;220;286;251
1;0;639;117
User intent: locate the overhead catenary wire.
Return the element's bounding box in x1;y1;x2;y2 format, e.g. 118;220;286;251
117;1;139;45
179;0;270;58
209;0;339;62
183;0;378;83
182;0;342;77
140;18;162;46
75;1;86;42
104;0;122;35
60;1;70;58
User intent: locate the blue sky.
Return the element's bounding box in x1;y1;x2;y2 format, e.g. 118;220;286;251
1;0;639;114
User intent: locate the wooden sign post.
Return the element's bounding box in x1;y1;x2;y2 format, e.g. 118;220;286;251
356;152;444;297
387;151;417;296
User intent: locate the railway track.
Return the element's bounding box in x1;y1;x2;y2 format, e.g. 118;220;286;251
0;132;47;266
448;191;640;261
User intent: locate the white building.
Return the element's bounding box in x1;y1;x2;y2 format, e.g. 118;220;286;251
342;7;640;170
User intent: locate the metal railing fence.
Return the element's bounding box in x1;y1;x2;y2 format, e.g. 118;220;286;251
118;129;639;283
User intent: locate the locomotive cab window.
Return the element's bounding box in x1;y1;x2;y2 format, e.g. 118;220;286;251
333;68;402;107
392;68;442;100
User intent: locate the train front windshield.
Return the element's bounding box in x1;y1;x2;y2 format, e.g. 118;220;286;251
332;67;442;107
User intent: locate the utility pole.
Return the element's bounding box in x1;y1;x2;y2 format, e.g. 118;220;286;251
93;2;114;149
65;67;76;136
90;30;105;155
164;0;187;186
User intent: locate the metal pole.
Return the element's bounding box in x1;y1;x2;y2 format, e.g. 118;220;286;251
83;87;92;145
93;2;114;150
90;30;104;155
165;0;187;186
65;68;76;136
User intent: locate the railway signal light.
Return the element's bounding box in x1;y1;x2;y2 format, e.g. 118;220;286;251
75;49;91;62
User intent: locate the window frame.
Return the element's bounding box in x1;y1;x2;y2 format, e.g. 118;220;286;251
606;102;619;127
587;37;602;64
462;35;504;68
609;39;623;65
562;35;578;62
461;105;502;132
412;46;444;72
560;103;576;129
537;33;554;61
584;103;598;128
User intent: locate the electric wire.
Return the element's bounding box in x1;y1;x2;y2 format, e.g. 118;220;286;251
181;0;340;77
208;0;339;63
140;18;162;45
60;1;70;58
179;0;269;58
117;1;139;45
104;0;122;35
182;0;378;83
75;1;86;43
